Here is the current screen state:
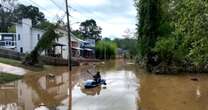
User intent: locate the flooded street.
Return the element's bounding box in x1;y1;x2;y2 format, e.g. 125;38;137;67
1;60;208;110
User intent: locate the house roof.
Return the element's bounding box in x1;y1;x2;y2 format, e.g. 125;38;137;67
84;48;93;51
56;28;84;43
52;42;66;47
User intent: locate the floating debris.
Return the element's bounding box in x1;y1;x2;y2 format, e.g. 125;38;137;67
191;78;199;81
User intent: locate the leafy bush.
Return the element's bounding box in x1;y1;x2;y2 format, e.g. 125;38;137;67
95;41;117;59
153;37;176;63
135;0;208;67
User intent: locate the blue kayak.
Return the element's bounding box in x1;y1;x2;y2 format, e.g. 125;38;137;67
84;79;107;88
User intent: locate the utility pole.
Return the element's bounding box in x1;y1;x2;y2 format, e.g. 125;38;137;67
65;0;72;71
65;0;72;109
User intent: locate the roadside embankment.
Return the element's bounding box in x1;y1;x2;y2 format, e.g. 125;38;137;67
0;63;26;75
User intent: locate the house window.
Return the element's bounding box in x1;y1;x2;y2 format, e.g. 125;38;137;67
20;47;23;53
37;34;40;40
18;34;21;40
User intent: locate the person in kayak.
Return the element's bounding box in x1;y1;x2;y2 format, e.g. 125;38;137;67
93;71;101;83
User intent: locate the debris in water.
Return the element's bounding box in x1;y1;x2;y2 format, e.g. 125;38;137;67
191;78;199;81
196;86;201;98
46;73;55;79
34;103;49;110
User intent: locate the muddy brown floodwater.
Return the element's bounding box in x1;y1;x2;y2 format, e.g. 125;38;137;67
1;60;208;110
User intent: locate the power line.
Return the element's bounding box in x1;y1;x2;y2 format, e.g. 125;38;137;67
68;3;106;21
1;0;68;28
24;0;66;23
46;0;67;22
48;0;65;12
25;0;51;14
0;2;63;27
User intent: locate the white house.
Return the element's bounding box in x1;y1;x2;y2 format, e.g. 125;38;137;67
0;19;45;53
0;18;90;59
55;28;84;59
16;19;45;53
0;33;16;49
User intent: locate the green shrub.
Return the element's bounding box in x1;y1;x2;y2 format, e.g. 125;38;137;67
153;37;176;63
96;41;117;59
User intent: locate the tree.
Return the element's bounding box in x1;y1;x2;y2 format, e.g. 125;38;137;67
172;0;208;65
80;19;102;41
0;0;16;32
113;38;137;57
23;24;60;65
103;38;111;41
136;0;161;58
36;20;55;30
72;30;84;40
135;0;208;73
95;40;117;59
0;3;47;32
14;4;46;25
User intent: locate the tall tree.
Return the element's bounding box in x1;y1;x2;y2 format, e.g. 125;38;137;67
72;30;84;40
0;3;47;32
0;0;17;32
136;0;161;58
14;4;46;25
173;0;208;65
23;24;59;65
80;19;102;41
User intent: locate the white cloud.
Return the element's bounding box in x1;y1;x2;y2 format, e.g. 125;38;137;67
70;0;109;7
19;0;137;39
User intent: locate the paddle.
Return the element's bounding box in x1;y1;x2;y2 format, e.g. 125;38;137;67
87;70;95;77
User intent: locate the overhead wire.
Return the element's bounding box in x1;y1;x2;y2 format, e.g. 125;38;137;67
48;0;65;12
25;0;52;14
25;0;67;23
68;2;106;21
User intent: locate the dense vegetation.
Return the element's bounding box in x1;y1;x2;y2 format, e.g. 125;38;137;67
95;40;117;59
114;38;138;57
72;19;102;41
23;25;59;66
135;0;208;73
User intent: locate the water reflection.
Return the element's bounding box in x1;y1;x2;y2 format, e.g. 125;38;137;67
81;86;102;96
0;71;70;110
0;60;139;110
2;60;208;110
72;70;139;110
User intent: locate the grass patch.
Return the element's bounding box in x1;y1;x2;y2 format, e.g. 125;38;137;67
0;57;21;67
0;72;23;84
0;57;49;71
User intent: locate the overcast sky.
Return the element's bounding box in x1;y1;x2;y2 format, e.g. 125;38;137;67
19;0;137;39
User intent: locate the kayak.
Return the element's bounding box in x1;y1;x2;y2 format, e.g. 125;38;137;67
84;79;107;89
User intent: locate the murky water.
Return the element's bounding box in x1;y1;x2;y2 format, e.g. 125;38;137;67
1;60;208;110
